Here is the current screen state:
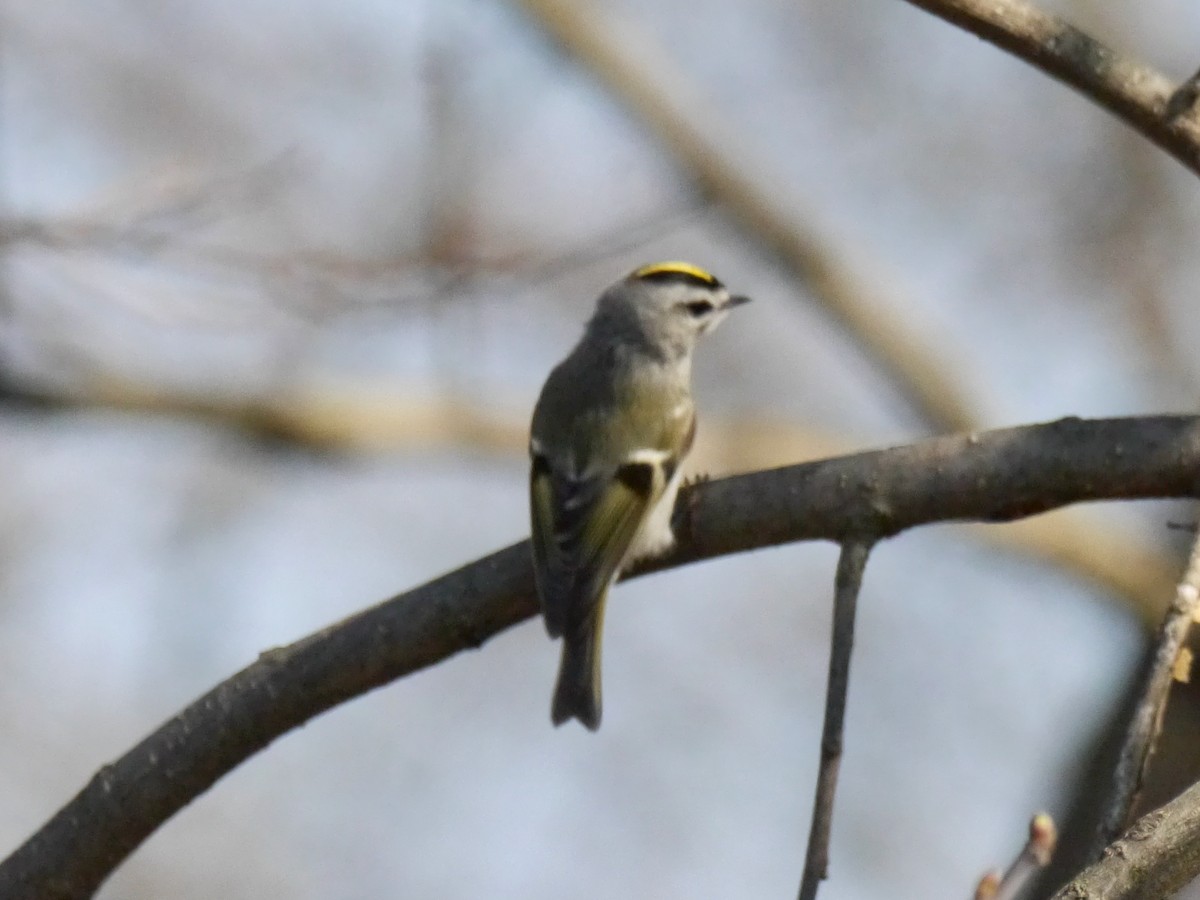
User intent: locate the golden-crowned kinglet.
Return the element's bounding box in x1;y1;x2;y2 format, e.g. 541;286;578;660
530;262;750;730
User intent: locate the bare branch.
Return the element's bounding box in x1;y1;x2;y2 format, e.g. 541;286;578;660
1;415;1198;900
1092;530;1200;855
899;0;1200;176
973;813;1056;899
1051;781;1200;899
798;540;873;900
0;359;1184;624
996;813;1057;900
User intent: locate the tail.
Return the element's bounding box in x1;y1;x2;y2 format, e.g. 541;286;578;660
551;597;607;731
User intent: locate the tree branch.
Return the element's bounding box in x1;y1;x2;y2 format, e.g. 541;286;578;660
798;540;873;900
0;365;1178;621
993;813;1057;900
898;0;1200;177
975;813;1057;899
1092;529;1200;855
1051;778;1200;899
1;415;1198;899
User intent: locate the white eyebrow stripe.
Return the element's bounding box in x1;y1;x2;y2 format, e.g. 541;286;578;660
625;448;672;464
529;437;544;455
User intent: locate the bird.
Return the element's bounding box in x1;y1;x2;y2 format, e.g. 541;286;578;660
529;261;750;730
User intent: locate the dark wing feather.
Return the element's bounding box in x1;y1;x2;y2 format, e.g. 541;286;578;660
530;453;654;638
531;455;605;636
529;453;560;631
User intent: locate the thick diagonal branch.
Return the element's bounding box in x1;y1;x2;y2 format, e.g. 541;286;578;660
1052;779;1200;899
1;415;1198;900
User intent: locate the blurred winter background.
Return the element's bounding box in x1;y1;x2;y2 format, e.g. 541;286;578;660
2;0;1199;897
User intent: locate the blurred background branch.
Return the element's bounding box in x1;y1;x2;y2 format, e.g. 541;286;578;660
518;0;981;434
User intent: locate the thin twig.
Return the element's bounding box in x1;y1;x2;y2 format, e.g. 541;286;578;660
519;198;711;287
0;198;708;319
1091;528;1200;856
993;813;1058;900
798;540;873;900
973;814;1057;899
974;870;1002;899
898;0;1200;176
2;415;1199;900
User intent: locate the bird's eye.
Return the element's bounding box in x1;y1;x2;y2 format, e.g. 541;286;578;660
683;300;714;317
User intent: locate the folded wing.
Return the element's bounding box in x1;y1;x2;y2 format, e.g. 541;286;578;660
530;454;658;638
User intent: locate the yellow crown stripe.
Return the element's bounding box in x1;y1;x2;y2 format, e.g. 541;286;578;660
632;261;718;285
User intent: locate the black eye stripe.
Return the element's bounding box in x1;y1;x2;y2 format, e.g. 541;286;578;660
684;300;715;317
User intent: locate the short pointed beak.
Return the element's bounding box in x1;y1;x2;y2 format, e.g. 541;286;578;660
724;294;751;309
